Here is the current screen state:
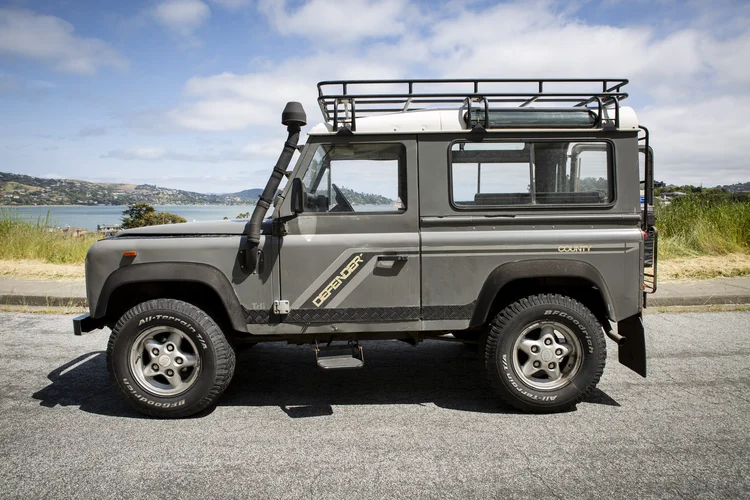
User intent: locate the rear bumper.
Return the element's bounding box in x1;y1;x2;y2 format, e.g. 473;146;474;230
73;314;104;336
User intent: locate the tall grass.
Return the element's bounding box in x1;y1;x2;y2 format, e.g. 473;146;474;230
0;209;101;264
656;195;750;259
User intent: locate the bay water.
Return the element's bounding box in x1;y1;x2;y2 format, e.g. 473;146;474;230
7;204;391;231
7;205;257;231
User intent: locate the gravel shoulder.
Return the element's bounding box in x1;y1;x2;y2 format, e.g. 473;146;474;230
1;311;749;499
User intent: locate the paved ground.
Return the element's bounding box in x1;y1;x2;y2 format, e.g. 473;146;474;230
1;312;749;499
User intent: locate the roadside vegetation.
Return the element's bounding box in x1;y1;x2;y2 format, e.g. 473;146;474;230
655;194;750;258
0;209;101;264
0;203;185;276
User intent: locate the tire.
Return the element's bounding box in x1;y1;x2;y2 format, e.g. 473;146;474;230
107;299;236;418
484;294;606;413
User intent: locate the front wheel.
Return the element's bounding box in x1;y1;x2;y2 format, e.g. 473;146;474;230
484;294;606;413
107;299;235;418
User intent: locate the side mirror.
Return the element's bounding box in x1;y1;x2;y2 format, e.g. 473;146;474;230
290;178;304;214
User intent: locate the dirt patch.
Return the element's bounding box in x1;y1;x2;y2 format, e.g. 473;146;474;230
659;253;750;281
0;259;84;281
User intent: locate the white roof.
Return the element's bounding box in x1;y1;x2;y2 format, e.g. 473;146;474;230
308;106;639;135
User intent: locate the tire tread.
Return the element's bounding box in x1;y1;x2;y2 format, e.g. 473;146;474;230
107;298;235;418
484;293;606;413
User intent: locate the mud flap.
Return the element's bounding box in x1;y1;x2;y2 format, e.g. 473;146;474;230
617;313;647;377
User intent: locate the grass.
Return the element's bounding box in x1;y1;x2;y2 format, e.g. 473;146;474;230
658;254;750;280
656;195;750;259
0;208;101;264
0;259;85;280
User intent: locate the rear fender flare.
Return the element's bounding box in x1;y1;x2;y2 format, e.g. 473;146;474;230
470;259;617;327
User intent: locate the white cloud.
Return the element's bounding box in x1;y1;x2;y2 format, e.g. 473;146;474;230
259;0;411;42
101;143;276;163
78;126;109;137
152;0;211;38
210;0;252;9
167;55;401;131
0;8;128;74
102;147;167;161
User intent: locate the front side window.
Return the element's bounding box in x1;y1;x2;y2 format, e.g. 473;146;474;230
298;143;406;214
451;141;613;207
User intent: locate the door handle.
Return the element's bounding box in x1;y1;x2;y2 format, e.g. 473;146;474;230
377;255;408;262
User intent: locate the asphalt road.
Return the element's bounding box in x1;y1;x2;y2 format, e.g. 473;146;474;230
1;312;749;499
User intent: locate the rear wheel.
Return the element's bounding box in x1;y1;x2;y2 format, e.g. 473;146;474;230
107;299;235;418
484;294;606;413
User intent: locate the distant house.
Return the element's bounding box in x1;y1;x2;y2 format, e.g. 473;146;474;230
62;226;88;237
660;191;687;205
97;224;121;236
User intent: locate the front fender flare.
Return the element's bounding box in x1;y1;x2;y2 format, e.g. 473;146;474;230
94;262;247;332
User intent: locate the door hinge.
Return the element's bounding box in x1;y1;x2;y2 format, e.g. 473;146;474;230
273;220;287;237
273;300;290;314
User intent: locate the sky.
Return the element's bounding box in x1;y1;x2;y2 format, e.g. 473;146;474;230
1;0;749;196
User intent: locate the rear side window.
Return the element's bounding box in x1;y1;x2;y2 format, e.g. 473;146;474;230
450;141;613;207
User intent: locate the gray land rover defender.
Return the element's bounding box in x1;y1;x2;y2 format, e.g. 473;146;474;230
74;79;657;418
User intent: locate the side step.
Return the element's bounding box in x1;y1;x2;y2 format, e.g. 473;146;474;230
315;342;364;370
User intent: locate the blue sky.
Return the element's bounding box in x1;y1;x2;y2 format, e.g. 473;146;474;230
1;0;749;194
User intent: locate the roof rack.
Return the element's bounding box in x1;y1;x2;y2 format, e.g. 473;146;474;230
317;78;629;131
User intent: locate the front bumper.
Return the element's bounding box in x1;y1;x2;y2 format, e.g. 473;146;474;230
73;314;104;336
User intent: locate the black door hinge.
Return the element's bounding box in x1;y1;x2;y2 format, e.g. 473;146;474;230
273;220;287;237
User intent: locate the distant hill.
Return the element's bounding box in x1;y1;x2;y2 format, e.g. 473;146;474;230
721;182;750;193
232;188;264;201
0;172;254;206
0;172;393;207
339;186;393;205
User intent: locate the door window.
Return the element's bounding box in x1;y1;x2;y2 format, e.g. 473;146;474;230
298;143;406;213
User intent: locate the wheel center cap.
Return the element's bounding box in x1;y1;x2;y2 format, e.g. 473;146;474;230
158;355;171;367
541;350;554;362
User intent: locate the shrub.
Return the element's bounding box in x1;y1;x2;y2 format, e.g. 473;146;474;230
121;203;186;229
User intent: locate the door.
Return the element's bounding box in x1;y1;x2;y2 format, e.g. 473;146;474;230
276;136;420;332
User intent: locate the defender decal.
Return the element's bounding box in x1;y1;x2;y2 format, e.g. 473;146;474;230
312;253;365;307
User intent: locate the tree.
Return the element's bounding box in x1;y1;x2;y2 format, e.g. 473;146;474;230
121;203;186;229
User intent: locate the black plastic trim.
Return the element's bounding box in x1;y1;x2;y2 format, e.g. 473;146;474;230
469;259;616;326
73;313;104;335
617;313;647;377
94;262;247;332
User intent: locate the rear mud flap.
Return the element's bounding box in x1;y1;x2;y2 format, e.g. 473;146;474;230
617;313;647;377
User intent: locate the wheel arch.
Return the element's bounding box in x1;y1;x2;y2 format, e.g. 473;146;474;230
95;262;247;333
470;259;617;328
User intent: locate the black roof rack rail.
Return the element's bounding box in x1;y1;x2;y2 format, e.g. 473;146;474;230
317;78;629;131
